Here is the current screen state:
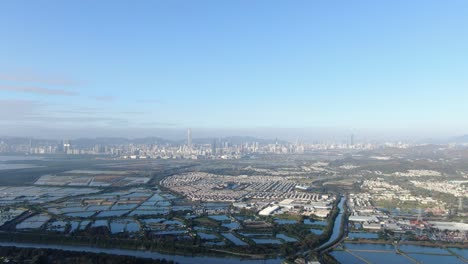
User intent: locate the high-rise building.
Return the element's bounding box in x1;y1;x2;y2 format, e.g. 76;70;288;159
211;138;217;156
187;128;192;148
63;140;71;154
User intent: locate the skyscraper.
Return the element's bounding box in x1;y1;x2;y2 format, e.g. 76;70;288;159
62;139;71;154
187;128;192;148
211;138;217;156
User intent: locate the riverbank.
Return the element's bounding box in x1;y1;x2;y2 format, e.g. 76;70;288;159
0;245;173;264
0;241;282;264
0;231;281;263
345;239;468;249
316;195;347;252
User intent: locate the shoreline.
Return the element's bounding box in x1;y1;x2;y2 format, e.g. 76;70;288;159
0;241;282;264
343;239;468;249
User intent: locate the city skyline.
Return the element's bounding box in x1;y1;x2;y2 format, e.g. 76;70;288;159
1;126;467;143
1;1;468;138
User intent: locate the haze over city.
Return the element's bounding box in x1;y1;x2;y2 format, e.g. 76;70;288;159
1;0;468;141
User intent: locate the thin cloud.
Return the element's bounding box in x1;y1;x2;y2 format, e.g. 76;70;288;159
0;71;80;86
0;85;78;96
138;121;178;127
0;100;176;133
0;99;43;120
136;99;164;104
90;95;117;102
24;115;127;123
120;111;146;115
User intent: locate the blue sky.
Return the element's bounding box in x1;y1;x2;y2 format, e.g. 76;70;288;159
1;0;468;139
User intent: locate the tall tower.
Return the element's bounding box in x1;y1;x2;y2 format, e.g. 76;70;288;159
63;139;71;154
211;138;217;156
458;197;464;212
275;138;278;153
187;128;192;148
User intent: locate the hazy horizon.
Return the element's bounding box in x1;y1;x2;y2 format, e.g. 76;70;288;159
1;126;467;144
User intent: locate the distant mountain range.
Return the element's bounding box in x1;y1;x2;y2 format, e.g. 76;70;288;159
189;136;288;145
0;136;288;147
453;135;468;143
416;135;468;144
73;137;173;146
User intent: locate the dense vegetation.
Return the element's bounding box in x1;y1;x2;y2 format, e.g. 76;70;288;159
0;246;176;264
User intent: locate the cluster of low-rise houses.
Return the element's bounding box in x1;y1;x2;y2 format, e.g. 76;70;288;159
361;179;442;205
347;192;467;243
410;180;468;198
160;172;304;201
393;169;442;177
161;172;335;218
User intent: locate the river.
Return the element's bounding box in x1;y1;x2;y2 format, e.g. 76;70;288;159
317;195;346;251
0;196;348;263
0;242;282;264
